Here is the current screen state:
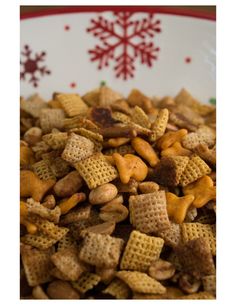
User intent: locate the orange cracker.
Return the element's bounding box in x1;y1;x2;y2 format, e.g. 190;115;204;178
120;230;164;271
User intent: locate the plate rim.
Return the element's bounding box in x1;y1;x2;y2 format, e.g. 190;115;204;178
20;6;216;21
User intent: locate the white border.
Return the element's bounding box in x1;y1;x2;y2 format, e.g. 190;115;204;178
3;0;236;304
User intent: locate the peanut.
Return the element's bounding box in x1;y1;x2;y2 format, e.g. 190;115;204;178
47;280;80;299
53;171;83;198
148;259;175;281
89;183;118;205
23;127;42;146
99;201;129;223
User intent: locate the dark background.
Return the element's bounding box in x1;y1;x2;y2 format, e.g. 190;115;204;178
20;6;216;16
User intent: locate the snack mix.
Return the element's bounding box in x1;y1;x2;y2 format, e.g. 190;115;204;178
20;87;216;299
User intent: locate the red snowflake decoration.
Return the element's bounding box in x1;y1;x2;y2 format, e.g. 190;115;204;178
87;12;161;80
20;45;51;87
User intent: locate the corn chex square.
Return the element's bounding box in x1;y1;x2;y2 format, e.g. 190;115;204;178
120;230;164;271
21;245;54;286
62;133;94;164
75;153;118;189
116;271;166;294
56;93;88;117
79;232;124;268
129;191;170;234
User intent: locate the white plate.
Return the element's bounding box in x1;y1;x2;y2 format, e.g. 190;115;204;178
20;7;216;103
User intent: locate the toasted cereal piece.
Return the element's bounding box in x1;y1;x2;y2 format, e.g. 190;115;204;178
47;280;80;299
116;271;166;294
42;132;68;150
72;272;101;294
132;106;151;128
176;238;215;278
82;88;100;106
60;205;91;225
202;275;216;295
196;212;216;224
181;223;216;255
129;191;170;233
120;230;164;271
21;233;58;250
96;266;116;284
179;291;215;299
20;94;48;118
155;222;182;248
57;233;77;251
32;285;49;299
127;89;153;112
112;111;132;124
39;109;65;133
166;192;194;224
175;88;215;116
180;156;211;186
51;247;85;281
75;153;118;189
149;108;169;141
56;93;88;117
26;198;61;223
21;245;54;286
75;127;103;142
99;86;123;106
154;156;189;186
32;159;56;180
79;232;124;268
62;133;94;164
31;216;69;241
50;157;71;178
103;278;131;299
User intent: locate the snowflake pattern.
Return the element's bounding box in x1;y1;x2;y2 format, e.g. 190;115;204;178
20;45;51;87
87;12;161;80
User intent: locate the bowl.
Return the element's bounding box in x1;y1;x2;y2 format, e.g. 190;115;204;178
20;6;215;104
